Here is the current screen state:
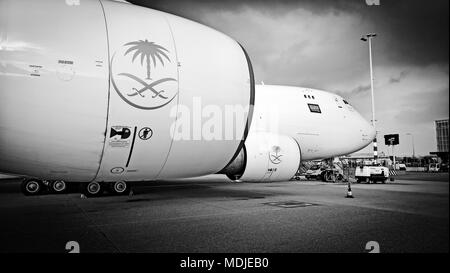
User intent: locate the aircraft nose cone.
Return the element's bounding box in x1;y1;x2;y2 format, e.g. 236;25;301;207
363;120;376;145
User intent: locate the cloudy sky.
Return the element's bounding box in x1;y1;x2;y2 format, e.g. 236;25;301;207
131;0;449;157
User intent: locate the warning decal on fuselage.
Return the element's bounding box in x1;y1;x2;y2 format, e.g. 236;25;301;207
109;126;131;148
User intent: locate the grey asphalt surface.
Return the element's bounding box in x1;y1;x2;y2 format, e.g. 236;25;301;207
0;173;448;253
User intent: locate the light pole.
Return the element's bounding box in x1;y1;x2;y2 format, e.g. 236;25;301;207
361;33;378;162
406;133;415;159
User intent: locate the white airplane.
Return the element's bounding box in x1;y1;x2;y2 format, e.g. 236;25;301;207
0;0;375;196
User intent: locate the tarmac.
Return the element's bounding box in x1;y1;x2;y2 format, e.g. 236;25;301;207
0;172;448;253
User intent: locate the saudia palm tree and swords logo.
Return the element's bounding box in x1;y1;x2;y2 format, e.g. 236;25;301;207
110;39;177;110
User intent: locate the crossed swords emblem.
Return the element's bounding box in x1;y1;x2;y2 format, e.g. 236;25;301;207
118;73;176;99
270;153;282;164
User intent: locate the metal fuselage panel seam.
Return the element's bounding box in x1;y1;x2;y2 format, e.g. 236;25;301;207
155;14;181;180
92;0;112;182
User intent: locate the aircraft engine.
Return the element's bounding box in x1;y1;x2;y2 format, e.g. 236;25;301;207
221;132;302;182
0;0;254;182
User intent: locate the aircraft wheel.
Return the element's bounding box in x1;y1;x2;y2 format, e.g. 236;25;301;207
49;180;67;194
83;181;103;197
21;179;43;196
111;181;130;195
319;173;326;182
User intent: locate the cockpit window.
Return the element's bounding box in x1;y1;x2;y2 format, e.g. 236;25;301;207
308;103;321;113
343;100;349;105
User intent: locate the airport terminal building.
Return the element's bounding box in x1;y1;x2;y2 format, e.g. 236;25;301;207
432;119;449;163
436;119;449;153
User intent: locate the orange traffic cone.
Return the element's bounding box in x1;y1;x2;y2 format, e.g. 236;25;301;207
346;182;354;198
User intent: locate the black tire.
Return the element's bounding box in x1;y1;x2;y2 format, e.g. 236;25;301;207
83;181;103;197
325;171;333;182
21;179;43;196
49;180;67;194
110;181;130;195
319;172;326;182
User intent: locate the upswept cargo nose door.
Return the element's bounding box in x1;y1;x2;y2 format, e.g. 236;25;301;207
95;1;178;182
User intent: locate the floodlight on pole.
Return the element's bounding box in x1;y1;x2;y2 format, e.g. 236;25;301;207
361;33;378;162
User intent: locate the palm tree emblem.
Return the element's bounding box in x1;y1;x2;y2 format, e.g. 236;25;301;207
124;39;171;80
270;146;283;164
110;39;178;110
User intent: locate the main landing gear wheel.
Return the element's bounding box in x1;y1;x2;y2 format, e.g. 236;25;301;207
49;180;67;194
111;181;130;195
83;181;103;197
21;179;43;196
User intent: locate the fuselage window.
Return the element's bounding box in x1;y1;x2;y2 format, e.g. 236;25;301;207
304;95;307;98
312;96;315;99
308;103;321;113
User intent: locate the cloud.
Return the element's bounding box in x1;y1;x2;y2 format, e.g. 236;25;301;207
348;64;449;156
132;0;449;67
389;70;409;84
346;84;372;96
128;0;449;156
